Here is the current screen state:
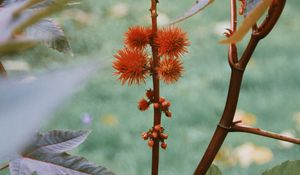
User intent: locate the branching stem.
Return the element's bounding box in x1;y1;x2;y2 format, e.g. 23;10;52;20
230;124;300;145
194;0;286;174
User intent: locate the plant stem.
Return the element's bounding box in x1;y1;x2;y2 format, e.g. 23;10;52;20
194;68;244;175
0;61;7;77
150;0;161;175
230;124;300;145
194;1;286;174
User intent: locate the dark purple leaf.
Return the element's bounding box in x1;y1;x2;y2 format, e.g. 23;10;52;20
169;0;214;25
25;18;73;54
31;130;90;154
245;0;262;16
10;153;114;175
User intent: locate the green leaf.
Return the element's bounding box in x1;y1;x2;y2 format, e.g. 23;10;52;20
262;160;300;175
31;130;91;154
206;164;222;175
9;153;114;175
169;0;214;25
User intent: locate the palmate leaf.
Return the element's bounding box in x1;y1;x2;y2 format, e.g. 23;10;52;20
31;130;91;154
206;164;222;175
0;0;69;54
169;0;214;25
262;160;300;175
219;0;272;44
25;18;72;54
10;153;114;175
9;130;114;175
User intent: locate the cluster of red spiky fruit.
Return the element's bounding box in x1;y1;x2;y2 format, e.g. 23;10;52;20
113;25;189;85
138;89;172;117
113;25;189;150
141;124;168;149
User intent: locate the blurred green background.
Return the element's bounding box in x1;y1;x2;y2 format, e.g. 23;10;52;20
2;0;300;175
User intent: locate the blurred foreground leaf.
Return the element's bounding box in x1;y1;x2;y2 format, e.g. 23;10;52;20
262;160;300;175
0;61;99;161
0;38;38;54
245;0;262;16
25;18;72;54
31;130;91;154
0;0;70;55
9;130;114;175
169;0;214;25
220;0;272;44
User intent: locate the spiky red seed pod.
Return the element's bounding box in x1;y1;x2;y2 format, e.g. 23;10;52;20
165;111;172;118
138;98;149;111
161;142;167;150
146;89;154;99
152;131;158;138
141;132;148;140
153;103;160;109
157;26;189;58
148;140;154;148
124;26;151;49
157;57;184;84
113;48;148;85
160;133;168;139
154;124;161;131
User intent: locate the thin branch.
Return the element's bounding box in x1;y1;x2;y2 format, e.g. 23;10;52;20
230;124;300;145
194;1;286;174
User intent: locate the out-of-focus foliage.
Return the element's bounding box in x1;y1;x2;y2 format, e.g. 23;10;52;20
9;130;114;175
220;0;272;44
206;164;222;175
0;0;71;55
169;0;214;25
0;61;98;160
262;160;300;175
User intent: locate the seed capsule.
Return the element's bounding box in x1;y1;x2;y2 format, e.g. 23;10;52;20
153;103;160;109
161;142;167;149
148;140;154;147
142;132;148;140
154;124;161;131
160;133;168;139
165;111;172;118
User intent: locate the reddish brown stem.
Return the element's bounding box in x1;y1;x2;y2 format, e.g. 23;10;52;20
194;1;286;174
0;62;7;77
150;0;161;175
230;124;300;145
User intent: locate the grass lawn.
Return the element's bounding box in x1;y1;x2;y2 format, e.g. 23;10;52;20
1;0;300;175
